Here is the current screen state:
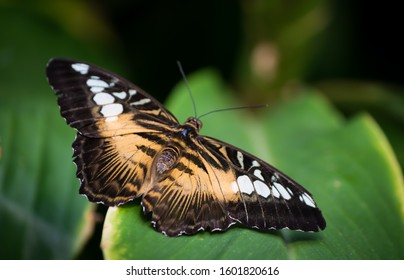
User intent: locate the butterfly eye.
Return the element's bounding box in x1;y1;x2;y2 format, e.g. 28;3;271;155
186;117;203;130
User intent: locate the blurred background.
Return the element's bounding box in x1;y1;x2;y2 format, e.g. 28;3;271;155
0;0;403;259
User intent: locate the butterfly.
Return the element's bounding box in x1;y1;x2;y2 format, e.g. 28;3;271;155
46;58;326;237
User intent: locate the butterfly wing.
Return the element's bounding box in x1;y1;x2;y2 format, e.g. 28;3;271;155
201;136;326;232
46;58;178;137
141;138;235;236
46;58;178;205
142;134;326;236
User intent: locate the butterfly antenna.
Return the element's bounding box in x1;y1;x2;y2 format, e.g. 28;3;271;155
177;61;198;118
198;104;268;119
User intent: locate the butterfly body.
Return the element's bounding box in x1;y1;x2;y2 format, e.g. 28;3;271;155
47;58;326;237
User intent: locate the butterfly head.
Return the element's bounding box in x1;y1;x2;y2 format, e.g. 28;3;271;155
179;117;202;138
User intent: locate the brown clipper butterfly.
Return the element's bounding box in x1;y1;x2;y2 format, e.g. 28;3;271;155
46;58;326;237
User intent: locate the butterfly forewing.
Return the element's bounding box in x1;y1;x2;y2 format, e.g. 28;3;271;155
47;58;326;237
46;58;178;137
47;58;178;205
200;136;326;232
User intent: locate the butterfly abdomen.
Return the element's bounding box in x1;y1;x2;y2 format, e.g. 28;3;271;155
155;146;181;175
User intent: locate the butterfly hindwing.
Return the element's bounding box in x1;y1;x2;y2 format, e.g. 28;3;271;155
141;139;235;236
47;58;326;237
73;132;169;206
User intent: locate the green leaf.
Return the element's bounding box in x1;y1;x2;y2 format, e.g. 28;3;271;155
0;7;122;259
101;69;404;259
0;99;93;259
316;80;404;176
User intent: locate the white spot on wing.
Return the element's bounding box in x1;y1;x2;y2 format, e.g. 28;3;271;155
129;89;137;96
93;92;114;105
301;193;316;208
71;63;89;74
87;78;109;88
130;98;151;106
237;151;244;169
253;180;270;198
105;116;118;122
271;173;280;182
100;103;124;117
112;91;127;99
231;181;239;193
273;182;292;200
237;175;254;195
252;160;260;167
253;169;264;181
271;185;280;198
109;78;118;87
90;86;104;93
